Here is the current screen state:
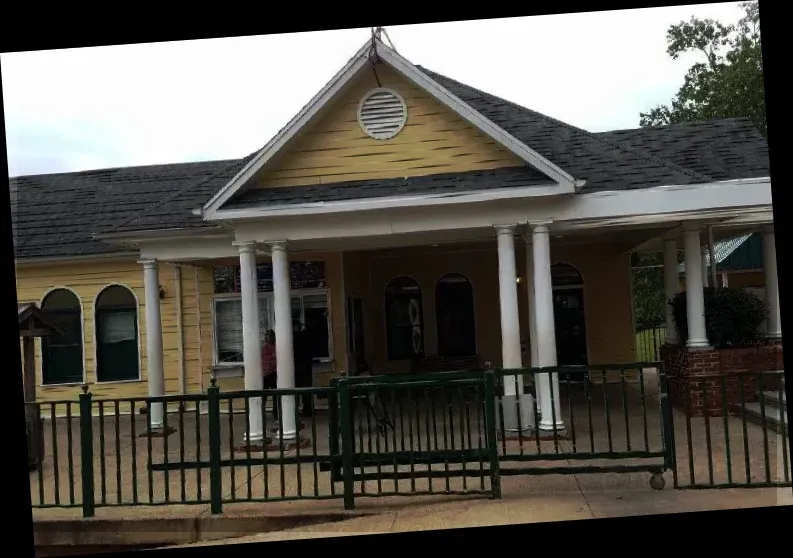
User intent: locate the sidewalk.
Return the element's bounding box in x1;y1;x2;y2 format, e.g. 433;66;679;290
174;485;793;546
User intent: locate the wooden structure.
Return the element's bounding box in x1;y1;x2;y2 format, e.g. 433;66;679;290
19;303;64;468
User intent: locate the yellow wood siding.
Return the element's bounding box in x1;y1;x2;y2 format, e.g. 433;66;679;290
252;63;524;189
342;241;637;377
16;259;214;404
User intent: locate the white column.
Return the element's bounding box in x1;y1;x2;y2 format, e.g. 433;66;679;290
532;223;565;433
140;259;165;429
662;239;680;345
701;246;709;287
683;227;710;348
495;226;527;432
236;241;264;443
524;239;539;367
270;241;298;441
762;225;781;338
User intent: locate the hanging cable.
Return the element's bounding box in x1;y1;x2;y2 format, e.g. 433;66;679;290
381;27;398;53
368;26;382;87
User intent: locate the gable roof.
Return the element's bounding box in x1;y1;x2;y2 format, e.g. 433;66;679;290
18;302;66;337
202;39;578;216
10;63;770;261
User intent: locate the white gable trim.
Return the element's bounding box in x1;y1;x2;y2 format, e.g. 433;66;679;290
201;38;577;220
201;41;373;218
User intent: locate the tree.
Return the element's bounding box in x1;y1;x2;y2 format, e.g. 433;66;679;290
640;2;765;136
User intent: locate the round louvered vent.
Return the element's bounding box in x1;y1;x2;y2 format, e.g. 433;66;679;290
357;88;408;140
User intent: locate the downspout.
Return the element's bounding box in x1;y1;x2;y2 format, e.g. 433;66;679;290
174;265;186;398
193;267;205;393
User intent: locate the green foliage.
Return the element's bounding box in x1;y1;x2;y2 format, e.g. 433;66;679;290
669;286;769;348
632;265;665;328
640;2;765;136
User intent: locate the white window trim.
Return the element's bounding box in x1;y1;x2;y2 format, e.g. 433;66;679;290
211;288;333;367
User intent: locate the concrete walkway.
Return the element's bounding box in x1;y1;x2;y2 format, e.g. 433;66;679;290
174;486;793;546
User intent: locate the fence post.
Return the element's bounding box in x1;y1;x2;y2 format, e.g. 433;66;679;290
328;379;341;483
78;385;95;518
657;364;677;487
483;370;502;499
207;378;223;514
338;378;355;510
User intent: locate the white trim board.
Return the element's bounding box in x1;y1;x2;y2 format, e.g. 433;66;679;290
228;178;773;243
213;177;771;223
200;38;575;219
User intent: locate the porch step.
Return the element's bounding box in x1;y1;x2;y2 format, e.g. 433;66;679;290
742;401;788;434
763;390;787;411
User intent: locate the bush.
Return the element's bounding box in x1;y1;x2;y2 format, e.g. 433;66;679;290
669;286;769;348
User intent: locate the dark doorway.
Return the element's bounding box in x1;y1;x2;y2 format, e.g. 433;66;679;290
551;264;588;366
435;273;477;357
384;277;424;361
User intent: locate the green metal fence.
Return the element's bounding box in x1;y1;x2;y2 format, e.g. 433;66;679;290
27;363;786;518
669;370;790;490
327;372;500;508
491;364;673;489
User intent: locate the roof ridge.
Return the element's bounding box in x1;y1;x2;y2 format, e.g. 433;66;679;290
600;116;757;135
106;155;251;234
415;66;714;184
9;157;241;181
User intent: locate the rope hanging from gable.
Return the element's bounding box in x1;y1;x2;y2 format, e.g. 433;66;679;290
368;27;383;87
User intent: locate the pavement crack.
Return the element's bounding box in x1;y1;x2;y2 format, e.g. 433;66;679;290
573;473;595;518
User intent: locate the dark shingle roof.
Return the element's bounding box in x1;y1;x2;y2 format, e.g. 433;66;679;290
415;66;714;191
596;118;769;181
11;67;770;260
10;159;242;259
221;167;552;210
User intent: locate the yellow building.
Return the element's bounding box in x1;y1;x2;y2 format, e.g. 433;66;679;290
12;36;775;437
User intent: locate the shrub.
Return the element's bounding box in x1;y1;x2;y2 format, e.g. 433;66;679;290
669;286;769;348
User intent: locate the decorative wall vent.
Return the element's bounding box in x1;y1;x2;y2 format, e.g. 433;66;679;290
357;88;408;140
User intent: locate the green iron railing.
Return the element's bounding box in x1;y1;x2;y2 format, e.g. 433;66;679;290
26;363;788;517
490;364;673;489
669;370;790;489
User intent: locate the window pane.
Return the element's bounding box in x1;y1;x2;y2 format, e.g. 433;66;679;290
291;297;303;325
101;311;137;343
216;299;243;363
302;293;329;359
258;295;271;339
96;309;139;382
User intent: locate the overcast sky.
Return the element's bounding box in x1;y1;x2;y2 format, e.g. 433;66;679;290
2;3;746;177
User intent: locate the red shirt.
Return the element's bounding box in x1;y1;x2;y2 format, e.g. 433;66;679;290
262;344;277;377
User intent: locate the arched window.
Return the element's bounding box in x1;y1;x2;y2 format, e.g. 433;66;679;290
385;277;424;361
435;273;477;357
552;263;584;288
41;289;84;385
95;285;140;382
